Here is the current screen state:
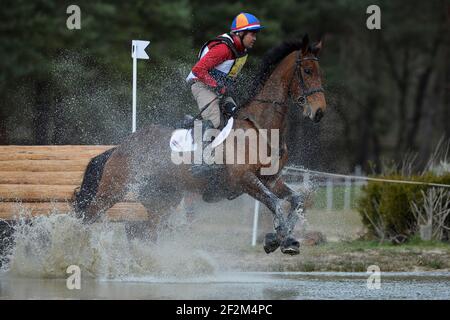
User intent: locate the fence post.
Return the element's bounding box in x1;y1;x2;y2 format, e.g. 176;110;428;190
326;178;333;212
354;165;363;200
303;172;310;188
344;176;352;210
251;200;260;246
354;165;362;177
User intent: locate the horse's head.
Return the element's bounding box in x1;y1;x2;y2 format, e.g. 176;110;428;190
289;34;326;123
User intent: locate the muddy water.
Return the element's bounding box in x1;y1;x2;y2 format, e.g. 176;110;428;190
1;272;449;299
0;198;449;300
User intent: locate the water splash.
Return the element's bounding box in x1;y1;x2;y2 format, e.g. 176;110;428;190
1;206;217;280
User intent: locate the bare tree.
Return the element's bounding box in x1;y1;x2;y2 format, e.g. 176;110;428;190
410;188;450;241
423;136;450;175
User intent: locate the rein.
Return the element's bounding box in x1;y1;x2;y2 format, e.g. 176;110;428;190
254;51;324;108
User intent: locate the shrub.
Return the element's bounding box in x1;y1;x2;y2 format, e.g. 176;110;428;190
356;173;450;243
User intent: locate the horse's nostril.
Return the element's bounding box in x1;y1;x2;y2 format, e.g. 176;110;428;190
314;109;324;122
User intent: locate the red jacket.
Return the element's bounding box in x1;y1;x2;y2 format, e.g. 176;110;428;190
191;35;246;88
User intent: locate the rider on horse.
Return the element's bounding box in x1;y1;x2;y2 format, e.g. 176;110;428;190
186;12;263;129
186;13;264;175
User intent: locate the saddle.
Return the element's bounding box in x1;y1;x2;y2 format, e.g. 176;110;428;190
169;99;237;153
169;100;241;202
169;117;234;153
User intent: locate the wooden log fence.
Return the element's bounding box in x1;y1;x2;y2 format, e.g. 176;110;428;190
0;146;148;221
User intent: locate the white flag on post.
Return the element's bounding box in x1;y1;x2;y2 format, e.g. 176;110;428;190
131;40;150;59
131;40;150;133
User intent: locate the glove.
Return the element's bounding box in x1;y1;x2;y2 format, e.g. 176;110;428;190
214;85;226;96
223;101;238;116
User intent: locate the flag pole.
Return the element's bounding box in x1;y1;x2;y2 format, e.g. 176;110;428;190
132;51;137;133
131;40;150;133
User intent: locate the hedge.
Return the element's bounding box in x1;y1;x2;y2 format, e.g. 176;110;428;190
356;173;450;242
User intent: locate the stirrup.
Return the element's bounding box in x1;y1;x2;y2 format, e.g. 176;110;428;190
190;120;216;143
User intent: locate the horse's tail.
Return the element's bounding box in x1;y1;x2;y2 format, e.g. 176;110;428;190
73;147;117;214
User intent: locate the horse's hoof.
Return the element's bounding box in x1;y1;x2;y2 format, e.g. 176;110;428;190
281;246;300;255
281;237;300;255
263;233;280;254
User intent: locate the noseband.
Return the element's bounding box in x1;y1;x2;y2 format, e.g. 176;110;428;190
291;52;324;107
255;50;324;108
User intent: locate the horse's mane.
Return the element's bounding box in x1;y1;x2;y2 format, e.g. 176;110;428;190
240;40;305;107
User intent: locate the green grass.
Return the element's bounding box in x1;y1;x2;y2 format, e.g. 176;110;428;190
314;239;450;251
403;235;450;248
296;240;450;272
418;257;445;269
233;238;450;272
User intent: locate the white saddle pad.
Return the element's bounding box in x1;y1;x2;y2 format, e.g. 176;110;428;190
170;118;234;152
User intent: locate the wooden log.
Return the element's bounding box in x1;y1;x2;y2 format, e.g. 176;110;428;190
105;202;149;221
0;152;107;161
0;146;142;219
0;145;115;152
0;159;91;172
0;202;148;221
0;146;116;161
0;171;84;185
0;202;72;215
0;185;138;202
0;184;77;201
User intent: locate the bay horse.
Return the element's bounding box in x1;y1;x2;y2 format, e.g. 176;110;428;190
73;35;326;255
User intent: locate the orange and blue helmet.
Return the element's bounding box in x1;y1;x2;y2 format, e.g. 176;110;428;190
231;13;264;33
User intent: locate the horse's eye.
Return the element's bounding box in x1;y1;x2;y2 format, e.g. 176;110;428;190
304;68;312;75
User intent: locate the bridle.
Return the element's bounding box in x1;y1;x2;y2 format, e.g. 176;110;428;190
254;50;324;108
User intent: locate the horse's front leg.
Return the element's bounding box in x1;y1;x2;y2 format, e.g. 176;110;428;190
270;178;306;231
239;172;291;253
265;178;307;254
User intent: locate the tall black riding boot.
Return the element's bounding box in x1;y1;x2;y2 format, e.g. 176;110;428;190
190;120;223;178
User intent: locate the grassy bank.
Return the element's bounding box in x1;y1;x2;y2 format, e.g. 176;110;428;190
234;239;450;272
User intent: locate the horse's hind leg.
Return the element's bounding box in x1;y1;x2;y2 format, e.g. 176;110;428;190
83;157;131;223
126;185;182;241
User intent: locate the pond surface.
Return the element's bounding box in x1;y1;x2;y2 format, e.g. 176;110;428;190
1;271;449;300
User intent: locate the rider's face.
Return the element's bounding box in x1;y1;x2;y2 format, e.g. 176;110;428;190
242;31;257;49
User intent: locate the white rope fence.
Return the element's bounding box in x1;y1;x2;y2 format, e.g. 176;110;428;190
251;166;450;246
284;166;450;189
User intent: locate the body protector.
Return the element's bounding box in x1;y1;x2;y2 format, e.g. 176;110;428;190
186;33;247;91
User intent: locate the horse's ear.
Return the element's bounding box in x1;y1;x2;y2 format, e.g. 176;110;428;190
301;34;310;54
312;40;323;56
